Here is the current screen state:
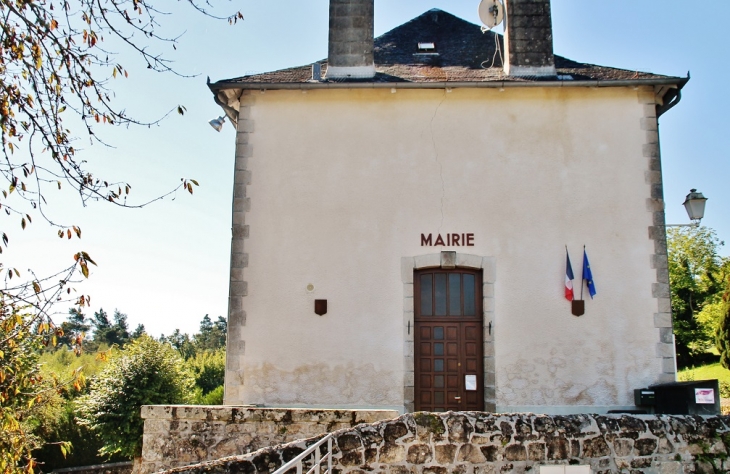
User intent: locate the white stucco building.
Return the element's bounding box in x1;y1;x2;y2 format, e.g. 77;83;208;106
208;0;688;414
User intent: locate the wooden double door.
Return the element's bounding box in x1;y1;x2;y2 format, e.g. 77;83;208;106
414;269;484;412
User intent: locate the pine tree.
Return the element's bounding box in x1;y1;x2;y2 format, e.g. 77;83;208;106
194;315;227;351
57;308;91;351
131;324;146;340
91;308;131;347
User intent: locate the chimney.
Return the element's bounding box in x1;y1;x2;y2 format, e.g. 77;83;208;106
327;0;375;79
503;0;556;77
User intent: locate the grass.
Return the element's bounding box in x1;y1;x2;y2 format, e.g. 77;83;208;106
678;362;730;384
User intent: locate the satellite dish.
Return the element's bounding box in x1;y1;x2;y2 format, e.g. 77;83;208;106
478;0;504;30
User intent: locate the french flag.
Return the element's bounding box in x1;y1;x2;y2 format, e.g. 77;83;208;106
565;249;574;301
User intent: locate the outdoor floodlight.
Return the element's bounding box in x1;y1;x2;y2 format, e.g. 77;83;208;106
209;115;226;132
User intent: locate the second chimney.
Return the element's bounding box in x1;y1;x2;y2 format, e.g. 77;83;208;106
503;0;556;77
327;0;375;79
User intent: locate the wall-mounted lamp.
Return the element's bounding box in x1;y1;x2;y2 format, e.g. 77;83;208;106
666;189;708;227
209;115;226;132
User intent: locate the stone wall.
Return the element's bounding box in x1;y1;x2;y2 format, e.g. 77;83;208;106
138;406;399;474
52;462;133;474
159;412;730;474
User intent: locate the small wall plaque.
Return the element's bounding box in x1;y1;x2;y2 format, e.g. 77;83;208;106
314;299;327;316
695;388;715;404
571;300;584;317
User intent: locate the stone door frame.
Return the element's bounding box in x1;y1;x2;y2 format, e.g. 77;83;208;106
401;252;496;412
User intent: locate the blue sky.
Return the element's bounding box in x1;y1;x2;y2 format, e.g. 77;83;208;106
7;0;728;336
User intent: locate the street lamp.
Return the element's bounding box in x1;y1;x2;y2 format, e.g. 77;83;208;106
666;189;708;227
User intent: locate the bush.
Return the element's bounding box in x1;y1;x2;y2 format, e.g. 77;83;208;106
188;349;225;396
33;348;122;470
716;282;730;370
33;401;128;471
721;381;730;399
39;347;109;397
193;385;224;405
0;306;69;473
76;336;194;458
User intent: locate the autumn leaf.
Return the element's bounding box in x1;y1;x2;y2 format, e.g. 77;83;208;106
81;252;97;265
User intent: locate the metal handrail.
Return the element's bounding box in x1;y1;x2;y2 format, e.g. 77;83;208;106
272;433;333;474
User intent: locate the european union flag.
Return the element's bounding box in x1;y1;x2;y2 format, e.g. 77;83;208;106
583;249;596;299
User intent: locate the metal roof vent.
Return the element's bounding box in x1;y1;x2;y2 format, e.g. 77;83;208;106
310;63;322;82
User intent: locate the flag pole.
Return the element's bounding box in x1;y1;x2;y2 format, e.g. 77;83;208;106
568;245;585;316
580;245;585;300
565;244;569;300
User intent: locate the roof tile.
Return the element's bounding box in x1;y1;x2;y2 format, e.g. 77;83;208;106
212;9;677;86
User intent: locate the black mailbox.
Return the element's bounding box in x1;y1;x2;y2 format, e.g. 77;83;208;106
649;379;720;415
634;388;655;407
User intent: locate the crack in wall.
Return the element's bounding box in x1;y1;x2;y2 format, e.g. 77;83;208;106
429;91;447;234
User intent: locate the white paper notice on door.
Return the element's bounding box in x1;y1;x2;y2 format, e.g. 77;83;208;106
465;375;477;391
695;388;715;404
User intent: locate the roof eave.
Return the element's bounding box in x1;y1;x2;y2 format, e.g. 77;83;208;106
208;75;690;123
209;76;687;92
